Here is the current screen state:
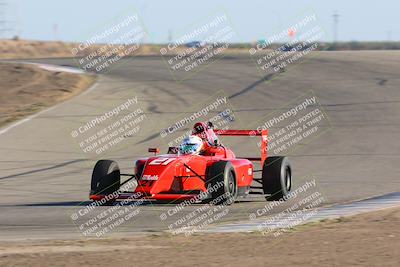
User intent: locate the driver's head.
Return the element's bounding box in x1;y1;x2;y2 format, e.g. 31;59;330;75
192;122;219;146
192;122;207;134
179;135;203;155
192;122;210;141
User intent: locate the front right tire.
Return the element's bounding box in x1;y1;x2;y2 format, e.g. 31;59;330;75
91;160;120;204
206;161;237;205
262;156;292;201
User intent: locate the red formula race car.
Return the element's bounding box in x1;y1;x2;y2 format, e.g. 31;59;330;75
89;122;292;205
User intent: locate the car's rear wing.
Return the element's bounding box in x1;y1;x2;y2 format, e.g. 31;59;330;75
214;129;268;164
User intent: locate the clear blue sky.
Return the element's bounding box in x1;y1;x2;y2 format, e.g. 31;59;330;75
4;0;400;43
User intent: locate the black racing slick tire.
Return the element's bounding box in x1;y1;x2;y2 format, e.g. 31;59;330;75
91;160;120;204
262;156;292;201
206;161;238;205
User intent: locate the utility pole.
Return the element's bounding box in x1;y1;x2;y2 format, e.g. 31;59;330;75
0;0;13;39
167;29;172;44
387;30;392;41
333;11;339;44
0;0;7;38
53;23;58;41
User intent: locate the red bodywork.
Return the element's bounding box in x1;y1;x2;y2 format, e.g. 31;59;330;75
90;126;268;202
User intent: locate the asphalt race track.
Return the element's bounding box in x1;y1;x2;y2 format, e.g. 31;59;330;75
0;51;399;239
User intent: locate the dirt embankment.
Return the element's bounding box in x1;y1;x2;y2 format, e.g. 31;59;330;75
0;39;250;60
0;207;398;267
0;62;95;127
0;39;161;59
0;40;77;59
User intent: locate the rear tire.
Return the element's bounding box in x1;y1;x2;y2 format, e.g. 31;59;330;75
262;156;292;201
91;160;120;205
206;161;237;205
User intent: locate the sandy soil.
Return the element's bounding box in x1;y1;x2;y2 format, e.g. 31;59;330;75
0;207;398;267
0;62;95;127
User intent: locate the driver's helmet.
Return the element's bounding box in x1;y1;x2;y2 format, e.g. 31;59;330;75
179;135;203;155
192;122;219;146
